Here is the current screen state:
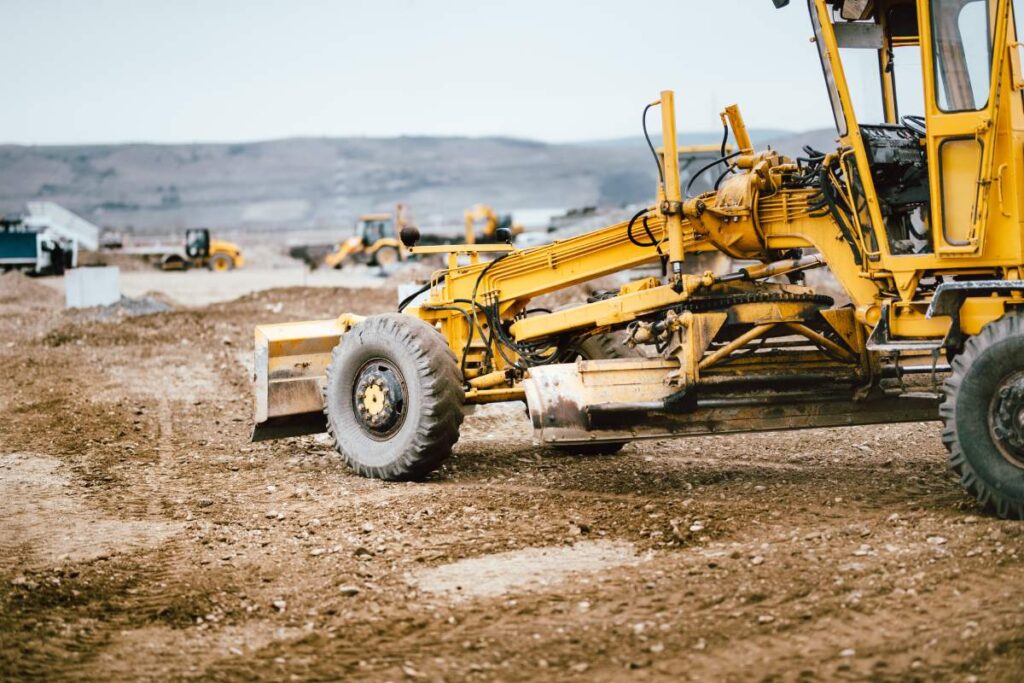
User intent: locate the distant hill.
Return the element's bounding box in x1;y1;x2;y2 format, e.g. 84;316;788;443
761;128;839;158
0;128;836;235
578;128;794;149
0;137;655;234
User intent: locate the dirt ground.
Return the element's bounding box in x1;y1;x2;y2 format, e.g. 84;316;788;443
40;265;392;307
2;270;1023;682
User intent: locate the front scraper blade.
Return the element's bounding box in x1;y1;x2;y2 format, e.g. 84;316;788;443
251;317;358;442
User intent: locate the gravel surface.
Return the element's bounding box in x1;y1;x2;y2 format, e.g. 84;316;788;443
1;272;1022;682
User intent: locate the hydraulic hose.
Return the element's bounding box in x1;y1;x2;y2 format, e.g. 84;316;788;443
685;150;743;197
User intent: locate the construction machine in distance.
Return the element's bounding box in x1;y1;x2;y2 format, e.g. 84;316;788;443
112;228;244;272
179;229;244;271
324;205;411;269
463;204;523;245
253;0;1024;519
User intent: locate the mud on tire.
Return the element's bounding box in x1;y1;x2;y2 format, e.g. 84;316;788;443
323;313;464;480
941;313;1024;519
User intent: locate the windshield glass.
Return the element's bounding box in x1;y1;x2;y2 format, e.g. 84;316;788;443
931;0;992;111
809;0;849;135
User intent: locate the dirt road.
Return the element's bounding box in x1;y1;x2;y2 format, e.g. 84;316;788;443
1;271;1022;682
38;265;390;307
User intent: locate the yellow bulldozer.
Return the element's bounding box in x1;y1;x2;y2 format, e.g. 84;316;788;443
324;205;411;269
253;0;1024;519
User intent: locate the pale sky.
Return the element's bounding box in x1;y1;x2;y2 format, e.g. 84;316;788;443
2;0;836;145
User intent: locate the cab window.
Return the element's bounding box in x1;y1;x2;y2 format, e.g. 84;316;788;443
931;0;992;112
840;42;886;122
888;5;925;119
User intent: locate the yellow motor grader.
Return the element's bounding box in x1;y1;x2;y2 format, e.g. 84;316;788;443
253;0;1024;519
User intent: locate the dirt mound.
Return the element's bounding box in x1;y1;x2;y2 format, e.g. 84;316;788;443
0;271;61;307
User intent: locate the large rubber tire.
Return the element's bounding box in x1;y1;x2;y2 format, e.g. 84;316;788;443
209;253;234;272
323;313;464;480
371;246;399;267
551;333;641;456
941;313;1024;519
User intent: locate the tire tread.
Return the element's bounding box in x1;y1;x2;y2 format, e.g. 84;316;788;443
940;313;1024;519
323;313;464;480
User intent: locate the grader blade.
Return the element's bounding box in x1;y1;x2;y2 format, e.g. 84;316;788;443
523;358;680;445
524;359;943;446
251;315;363;441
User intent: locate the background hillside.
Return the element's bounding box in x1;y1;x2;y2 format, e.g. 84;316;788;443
0;128;835;235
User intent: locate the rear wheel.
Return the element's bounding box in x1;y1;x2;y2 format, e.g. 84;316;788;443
551;332;640;456
371;246;400;267
209;253;234;272
941;313;1024;519
323;313;464;480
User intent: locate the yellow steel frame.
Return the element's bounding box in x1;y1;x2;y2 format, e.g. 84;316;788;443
255;0;1024;425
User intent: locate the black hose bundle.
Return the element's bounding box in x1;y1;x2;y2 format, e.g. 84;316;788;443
685;150;743;197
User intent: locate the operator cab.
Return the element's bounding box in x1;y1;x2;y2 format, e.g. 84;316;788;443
356;214;393;245
185;228;211;259
808;0;1021;259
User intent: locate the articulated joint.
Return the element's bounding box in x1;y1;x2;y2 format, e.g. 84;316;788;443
660;200;683;216
671;262;685;292
683;198;706;218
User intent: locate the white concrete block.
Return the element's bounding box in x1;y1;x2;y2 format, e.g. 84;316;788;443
65;266;120;309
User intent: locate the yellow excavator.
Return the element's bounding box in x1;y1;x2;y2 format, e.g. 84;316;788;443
253;0;1024;519
463;204;523;244
324;205;411;269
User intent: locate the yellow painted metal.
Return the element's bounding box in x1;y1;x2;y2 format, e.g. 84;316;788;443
464;204;523;244
253;314;363;426
324;204;411;268
509;274;709;342
467;369;510;390
462;387;526;403
920;0;1012;256
208;239;244;270
410;244;515;255
721;104;752;152
658;91;687;283
784;322;857;363
253;0;1024;436
668;311;729;385
159;231;244;271
698;324;774;370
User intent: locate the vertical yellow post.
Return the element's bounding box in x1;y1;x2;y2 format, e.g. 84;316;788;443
659;90;686;288
722;104;752;153
464;211;476;245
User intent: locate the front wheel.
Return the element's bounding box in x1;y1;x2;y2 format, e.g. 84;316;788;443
323;313;464;480
941;313;1024;519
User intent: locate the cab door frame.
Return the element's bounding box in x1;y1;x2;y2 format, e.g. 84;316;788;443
919;0;1012;255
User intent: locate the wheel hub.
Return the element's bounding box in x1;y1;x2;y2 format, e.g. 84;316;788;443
990;373;1024;467
353;360;406;437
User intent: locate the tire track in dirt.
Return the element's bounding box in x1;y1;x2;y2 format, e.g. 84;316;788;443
3;278;1023;681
